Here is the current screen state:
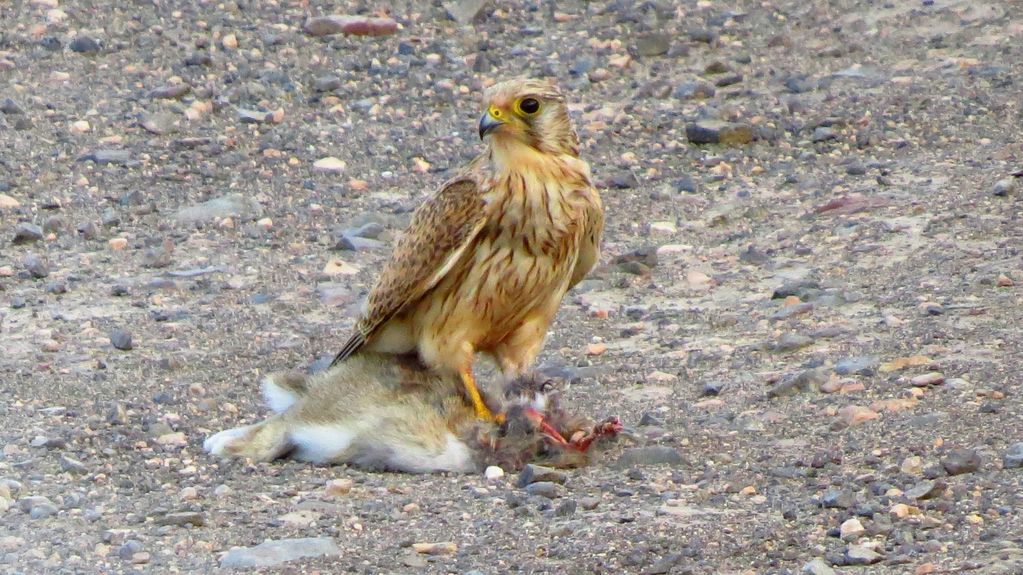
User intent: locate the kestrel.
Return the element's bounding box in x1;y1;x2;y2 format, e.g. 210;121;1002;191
330;78;603;422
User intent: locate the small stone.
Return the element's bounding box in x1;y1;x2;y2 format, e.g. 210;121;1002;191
70;119;90;133
633;33;671;57
140;112;178;135
837;405;879;427
412;542;457;555
69;36;101;53
156;511;205;527
649;221;676;234
812;126;837;142
941;448;981;475
42;216;65;234
180;487;199;500
174;194;264;224
24;254;49;278
685;120;753;145
992;178;1016;197
221;33;238;49
220;538;342;568
835;356;880;376
278;510;320;528
822;489;854;509
142;238;174;268
672;80;716;100
580;496;600;510
524;481;564;499
30;502;58;519
313;75;342;92
156;432;187;447
844;544;882;565
911;372;945;387
518;464;568;486
802;558;837;575
79;149;131;165
118;540;143;560
303;15;398;37
150;83;191;99
553;499;577;517
615;446;684;468
0;193;20;209
643;554;681;575
325;478;353;496
905;480;945;500
900;456;924;475
1;98;25;115
774;332;814;352
768;368;826;398
109;329;133;350
1003;443;1023;469
132;552;151;564
238;108;272;124
313;157;347;174
484;466;504;480
18;495;55;513
59;455;87;474
839;518;865;541
77;220;99;239
13;222;43;244
687;28;718;44
444;0;489;25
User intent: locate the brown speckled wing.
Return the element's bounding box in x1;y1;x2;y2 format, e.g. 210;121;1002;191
331;178;488;366
569;187;604;289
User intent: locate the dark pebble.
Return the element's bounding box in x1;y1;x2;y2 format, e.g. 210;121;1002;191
109;329;134;351
518;464;568;487
941;448;981;476
69;36;101;54
24;254;49;278
1004;443;1023;469
13;222;43;244
615;446;685;468
686;120;753;146
822;489;854;509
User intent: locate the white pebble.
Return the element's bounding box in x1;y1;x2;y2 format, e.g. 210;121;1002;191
484;466;505;480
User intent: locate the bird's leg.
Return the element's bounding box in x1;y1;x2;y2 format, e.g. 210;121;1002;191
460;368;502;422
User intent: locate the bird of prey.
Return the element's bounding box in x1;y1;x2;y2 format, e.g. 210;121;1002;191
330;77;603;422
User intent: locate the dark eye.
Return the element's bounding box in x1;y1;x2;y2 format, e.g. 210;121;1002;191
518;98;540;115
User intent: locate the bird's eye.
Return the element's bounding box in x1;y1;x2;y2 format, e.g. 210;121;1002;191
517;98;541;116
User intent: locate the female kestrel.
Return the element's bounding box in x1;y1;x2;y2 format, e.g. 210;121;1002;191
331;78;604;422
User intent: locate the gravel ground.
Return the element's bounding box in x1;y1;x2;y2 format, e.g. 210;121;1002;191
2;0;1023;573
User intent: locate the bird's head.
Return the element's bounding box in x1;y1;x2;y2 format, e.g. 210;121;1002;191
478;78;579;157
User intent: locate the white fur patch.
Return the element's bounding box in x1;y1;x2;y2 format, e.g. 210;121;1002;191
530;392;548;412
262;376;298;414
385;433;475;474
290;424;357;463
204;424;257;456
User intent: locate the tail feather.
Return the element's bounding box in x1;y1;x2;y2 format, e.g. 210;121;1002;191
330;331;367;367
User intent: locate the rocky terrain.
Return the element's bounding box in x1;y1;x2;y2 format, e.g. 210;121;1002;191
2;0;1022;573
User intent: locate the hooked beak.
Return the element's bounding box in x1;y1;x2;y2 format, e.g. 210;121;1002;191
478;109;504;139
